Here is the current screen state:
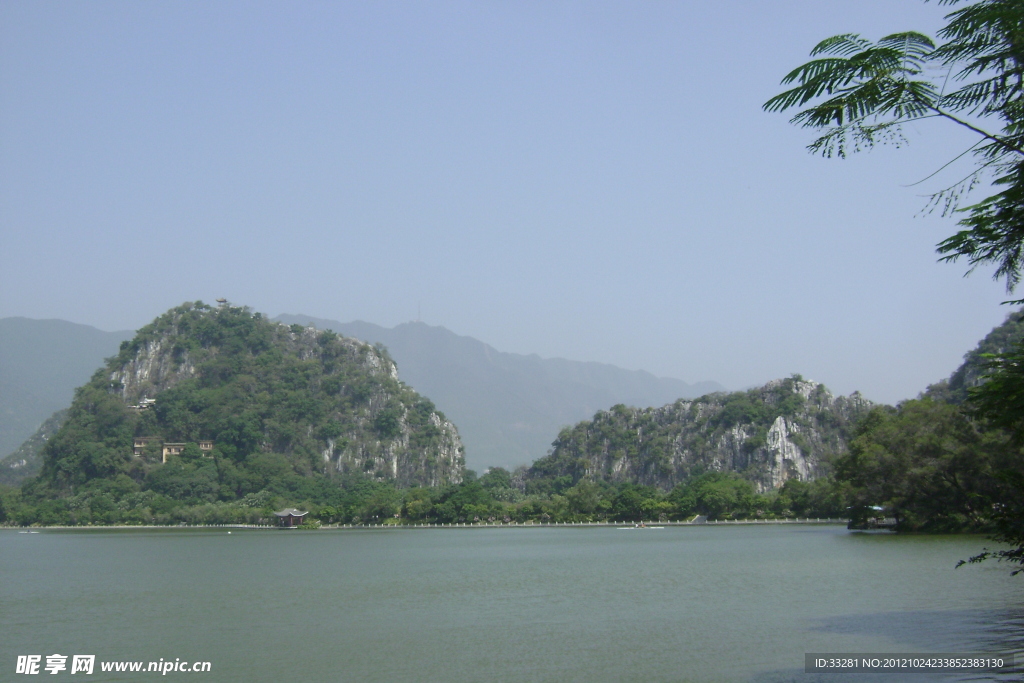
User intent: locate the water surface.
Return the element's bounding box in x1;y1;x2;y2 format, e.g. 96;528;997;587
2;525;1020;682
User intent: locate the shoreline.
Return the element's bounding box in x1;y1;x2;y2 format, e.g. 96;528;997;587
2;518;851;531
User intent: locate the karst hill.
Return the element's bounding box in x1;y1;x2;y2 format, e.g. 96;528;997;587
35;302;465;502
527;376;872;492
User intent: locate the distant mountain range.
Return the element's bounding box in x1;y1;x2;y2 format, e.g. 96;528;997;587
0;318;133;458
275;315;724;471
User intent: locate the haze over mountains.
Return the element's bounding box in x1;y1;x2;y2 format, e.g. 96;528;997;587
0;313;723;474
0;318;133;457
276;314;723;470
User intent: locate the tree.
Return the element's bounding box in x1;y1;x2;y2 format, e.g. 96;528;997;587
766;0;1024;571
179;443;204;463
960;349;1024;572
668;472;759;520
835;399;1009;531
478;467;512;490
764;0;1024;298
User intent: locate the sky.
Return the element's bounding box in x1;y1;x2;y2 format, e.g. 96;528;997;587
0;0;1015;406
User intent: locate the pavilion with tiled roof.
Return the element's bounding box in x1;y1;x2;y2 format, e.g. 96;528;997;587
273;508;308;528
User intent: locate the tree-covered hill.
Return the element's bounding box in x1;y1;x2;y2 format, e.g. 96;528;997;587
16;302;463;521
527;376;872;493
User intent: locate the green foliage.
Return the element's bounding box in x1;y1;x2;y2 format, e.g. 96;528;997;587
966;344;1024;439
771;478;849;518
741;432;767;454
765;0;1024;299
834;399;1015;532
712;393;769;429
479;467;511;490
768;1;1024;570
12;302;463;525
373;404;403;439
0;485;12;523
669;473;762;519
958;339;1024;571
926;309;1024;403
764;32;938;157
146;459;219;502
526;377;863;493
4;462;853;527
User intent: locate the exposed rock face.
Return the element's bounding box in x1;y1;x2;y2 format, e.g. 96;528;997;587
529;377;872;492
765;416;808;488
40;302;465;490
110;339;196;403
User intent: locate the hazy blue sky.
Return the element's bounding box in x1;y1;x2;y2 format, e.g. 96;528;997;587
0;1;1014;405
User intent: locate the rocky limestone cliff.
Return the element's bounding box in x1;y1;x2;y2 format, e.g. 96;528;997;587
528;377;872;492
39;302;464;491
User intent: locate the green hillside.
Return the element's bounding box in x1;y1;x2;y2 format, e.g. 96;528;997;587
835;310;1024;536
6;302;464;525
526;376;871;493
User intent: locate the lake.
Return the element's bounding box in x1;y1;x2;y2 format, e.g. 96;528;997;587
2;524;1021;682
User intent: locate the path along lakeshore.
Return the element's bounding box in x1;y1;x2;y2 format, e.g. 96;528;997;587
4;517;851;530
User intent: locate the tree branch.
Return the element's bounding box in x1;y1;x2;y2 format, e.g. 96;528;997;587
931;107;1024;156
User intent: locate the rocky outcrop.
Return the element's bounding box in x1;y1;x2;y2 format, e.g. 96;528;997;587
111;339;197;403
40;302;465;491
529;377;872;492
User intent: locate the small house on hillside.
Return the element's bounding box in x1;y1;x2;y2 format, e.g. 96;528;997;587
131;439;214;462
161;441;214;462
161;443;187;460
133;437;161;456
274;509;308;528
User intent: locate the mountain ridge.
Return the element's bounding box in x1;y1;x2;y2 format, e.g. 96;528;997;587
275;314;724;470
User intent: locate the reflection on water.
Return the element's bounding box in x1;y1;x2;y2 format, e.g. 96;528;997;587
1;525;1021;683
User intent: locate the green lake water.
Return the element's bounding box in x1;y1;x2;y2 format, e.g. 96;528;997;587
1;525;1021;682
